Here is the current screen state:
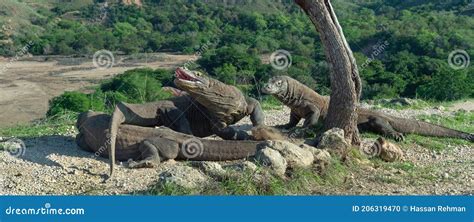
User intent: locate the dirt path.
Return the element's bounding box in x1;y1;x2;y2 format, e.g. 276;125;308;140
0;105;472;195
0;54;195;127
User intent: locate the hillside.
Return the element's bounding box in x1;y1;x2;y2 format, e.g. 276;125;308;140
0;0;473;197
1;0;473;102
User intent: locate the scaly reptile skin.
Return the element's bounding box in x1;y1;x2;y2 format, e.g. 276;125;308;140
77;111;262;169
106;67;265;177
262;76;474;142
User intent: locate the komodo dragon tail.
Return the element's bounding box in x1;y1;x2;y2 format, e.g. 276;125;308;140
180;126;282;160
389;117;474;142
108;105;126;179
184;140;262;161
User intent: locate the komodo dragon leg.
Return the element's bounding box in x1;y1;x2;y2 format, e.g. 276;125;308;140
213;127;251;140
302;105;321;128
128;138;180;168
363;116;405;142
246;97;265;126
108;101;192;178
75;132;92;152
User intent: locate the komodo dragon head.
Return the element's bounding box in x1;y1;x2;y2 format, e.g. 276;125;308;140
261;76;290;96
174;67;246;119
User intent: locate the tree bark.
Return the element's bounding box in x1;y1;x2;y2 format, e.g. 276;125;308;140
294;0;362;145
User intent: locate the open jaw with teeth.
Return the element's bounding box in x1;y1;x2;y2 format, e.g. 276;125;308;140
175;67;198;83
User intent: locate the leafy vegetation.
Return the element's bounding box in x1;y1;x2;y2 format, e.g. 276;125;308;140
46;68;173;117
1;0;473;101
401;111;474;151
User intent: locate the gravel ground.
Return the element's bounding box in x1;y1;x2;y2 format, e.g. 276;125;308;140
0;104;473;195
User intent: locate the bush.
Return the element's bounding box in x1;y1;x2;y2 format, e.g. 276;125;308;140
47;91;105;117
417;67;473;101
100;68;173;104
47;68;175;118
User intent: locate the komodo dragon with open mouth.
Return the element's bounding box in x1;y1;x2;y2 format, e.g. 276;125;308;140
262;76;474;142
107;67;265;177
77;111;268;169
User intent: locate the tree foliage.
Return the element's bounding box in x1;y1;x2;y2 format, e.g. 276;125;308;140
8;0;474;101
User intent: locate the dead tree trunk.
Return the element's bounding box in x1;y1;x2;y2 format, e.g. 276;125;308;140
294;0;362;145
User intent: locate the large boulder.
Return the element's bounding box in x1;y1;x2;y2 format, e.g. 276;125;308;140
158;165;209;190
379;142;404;162
254;148;287;176
261;140;314;168
300;144;331;164
317;128;349;156
300;144;332;172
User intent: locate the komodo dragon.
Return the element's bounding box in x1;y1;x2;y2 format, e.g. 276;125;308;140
107;67;265;177
77;111;265;169
262;76;474;142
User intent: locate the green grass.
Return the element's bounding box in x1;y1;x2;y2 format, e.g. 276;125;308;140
400;111;474;151
0;99;471;195
371;99;471;111
144;154;360;195
145;148;366;195
362;110;473;151
260;96;283;110
0;112;77;138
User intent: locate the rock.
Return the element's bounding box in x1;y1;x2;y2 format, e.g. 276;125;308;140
261;140;313;168
192;162;226;178
254;148;287;176
317;128;349;154
443;173;449;179
300;144;319;157
314;149;332;164
301;144;332;171
379;140;404;162
158;165;209;190
225;161;258;172
300;144;331;164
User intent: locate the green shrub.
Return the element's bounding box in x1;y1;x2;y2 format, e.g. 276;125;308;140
100;68;174;104
46;91;105;117
417;67;473;101
47;68;175;118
